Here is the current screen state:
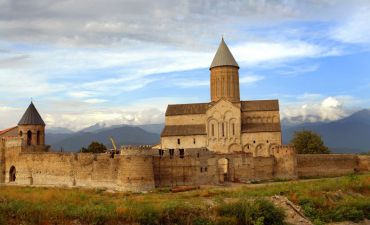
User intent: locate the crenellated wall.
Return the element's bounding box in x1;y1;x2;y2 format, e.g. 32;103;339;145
2;136;369;191
1;138;155;192
297;154;361;177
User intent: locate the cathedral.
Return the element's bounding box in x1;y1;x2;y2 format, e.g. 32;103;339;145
160;38;282;156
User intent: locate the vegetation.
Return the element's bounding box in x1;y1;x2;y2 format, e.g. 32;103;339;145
80;141;107;153
291;130;330;154
0;174;369;225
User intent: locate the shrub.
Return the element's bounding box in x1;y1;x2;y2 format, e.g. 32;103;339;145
218;198;285;225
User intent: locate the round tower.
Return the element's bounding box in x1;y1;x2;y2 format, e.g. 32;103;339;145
17;102;46;146
210;38;240;103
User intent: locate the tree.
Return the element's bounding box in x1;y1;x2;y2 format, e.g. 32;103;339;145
80;141;107;153
290;130;330;154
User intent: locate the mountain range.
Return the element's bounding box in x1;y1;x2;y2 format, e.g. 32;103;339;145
46;110;370;153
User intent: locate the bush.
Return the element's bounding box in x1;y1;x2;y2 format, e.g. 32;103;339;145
218;199;285;225
160;203;206;225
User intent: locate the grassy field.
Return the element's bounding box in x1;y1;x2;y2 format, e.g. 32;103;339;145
0;174;369;225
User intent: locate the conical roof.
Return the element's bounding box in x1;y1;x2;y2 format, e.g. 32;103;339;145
210;38;239;69
18;102;45;126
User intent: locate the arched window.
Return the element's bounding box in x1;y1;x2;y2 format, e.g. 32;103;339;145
232;123;235;136
9;166;16;182
27;130;32;146
211;124;215;136
19;131;23;137
37;131;41;145
222;123;225;137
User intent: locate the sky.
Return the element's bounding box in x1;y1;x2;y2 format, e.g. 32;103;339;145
1;0;370;131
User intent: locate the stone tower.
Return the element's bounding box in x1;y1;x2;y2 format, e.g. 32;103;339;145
210;38;240;103
18;102;46;146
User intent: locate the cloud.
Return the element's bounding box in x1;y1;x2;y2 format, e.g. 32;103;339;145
281;95;352;124
330;7;370;44
239;75;264;84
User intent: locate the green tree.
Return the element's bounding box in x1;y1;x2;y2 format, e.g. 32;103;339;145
291;130;330;154
80;141;107;153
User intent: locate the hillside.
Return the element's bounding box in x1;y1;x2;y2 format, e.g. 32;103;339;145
49;126;160;152
283;109;370;153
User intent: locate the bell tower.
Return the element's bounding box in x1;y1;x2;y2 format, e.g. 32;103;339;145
18;102;46;146
210;38;240;103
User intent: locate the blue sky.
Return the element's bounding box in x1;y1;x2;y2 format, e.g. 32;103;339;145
1;0;370;130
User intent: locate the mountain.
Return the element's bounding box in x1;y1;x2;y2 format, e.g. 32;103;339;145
78;123;164;134
47;127;74;134
283;109;370;153
49;125;160;152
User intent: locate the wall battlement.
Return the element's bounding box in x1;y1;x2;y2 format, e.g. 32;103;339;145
1;140;369;191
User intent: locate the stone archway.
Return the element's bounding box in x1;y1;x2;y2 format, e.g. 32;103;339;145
9;166;16;182
217;158;230;183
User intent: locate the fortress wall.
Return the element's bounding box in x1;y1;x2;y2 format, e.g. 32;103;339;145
358;155;370;172
252;157;275;180
297;154;358;177
0;140;5;183
233;156;254;182
273;146;298;179
117;156;155;192
3;146;155;191
153;156;203;187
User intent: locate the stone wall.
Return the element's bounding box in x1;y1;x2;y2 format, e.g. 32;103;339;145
297;154;359;177
273;145;298;179
2;140;155;192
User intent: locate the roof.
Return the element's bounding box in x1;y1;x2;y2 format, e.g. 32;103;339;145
210;38;239;69
161;125;206;137
241;100;279;112
18;102;45;126
0;126;17;136
241;123;281;133
165;103;209;116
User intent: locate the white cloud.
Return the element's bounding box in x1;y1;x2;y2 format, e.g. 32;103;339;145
330;7;370;44
239;75;264;84
281;95;351;123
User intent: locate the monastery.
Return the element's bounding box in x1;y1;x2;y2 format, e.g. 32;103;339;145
0;39;369;192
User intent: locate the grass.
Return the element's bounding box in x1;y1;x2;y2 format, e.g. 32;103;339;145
0;174;369;224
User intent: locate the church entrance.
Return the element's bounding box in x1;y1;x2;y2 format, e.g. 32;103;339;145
217;158;230;183
9;166;16;182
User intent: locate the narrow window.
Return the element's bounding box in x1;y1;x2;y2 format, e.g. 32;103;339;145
179;149;184;159
177;138;180;145
222;123;225;137
169;149;174;158
197;153;200;158
232;123;235;136
200;167;203;173
193;138;196;144
253;140;256;144
211;124;215;136
205;167;208;172
19;131;23;137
